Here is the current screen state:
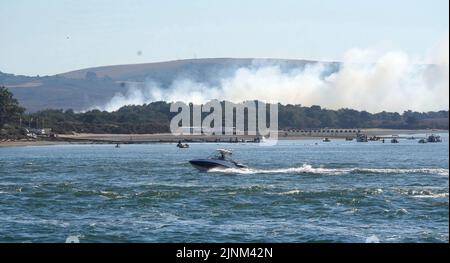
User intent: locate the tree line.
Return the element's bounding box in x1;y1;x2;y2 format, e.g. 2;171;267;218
0;86;448;137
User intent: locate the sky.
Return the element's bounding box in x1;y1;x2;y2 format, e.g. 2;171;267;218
0;0;448;76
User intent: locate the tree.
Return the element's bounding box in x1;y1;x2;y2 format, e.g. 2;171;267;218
0;86;25;128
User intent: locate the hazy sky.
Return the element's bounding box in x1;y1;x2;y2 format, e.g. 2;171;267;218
0;0;448;76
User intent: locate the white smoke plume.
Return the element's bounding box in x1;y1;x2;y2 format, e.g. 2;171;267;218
97;37;449;113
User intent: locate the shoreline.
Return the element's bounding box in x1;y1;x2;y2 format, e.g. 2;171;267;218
1;129;447;148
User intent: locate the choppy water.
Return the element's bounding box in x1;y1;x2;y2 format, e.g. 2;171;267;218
0;134;448;242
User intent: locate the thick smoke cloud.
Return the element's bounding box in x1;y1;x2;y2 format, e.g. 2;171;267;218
96;37;449;113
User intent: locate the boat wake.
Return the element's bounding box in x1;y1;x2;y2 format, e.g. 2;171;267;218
208;164;449;176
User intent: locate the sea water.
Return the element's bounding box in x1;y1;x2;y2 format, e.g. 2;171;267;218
0;133;448;242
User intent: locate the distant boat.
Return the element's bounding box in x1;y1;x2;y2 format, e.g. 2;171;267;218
418;138;427;144
115;143;120;148
391;136;399;143
323;138;331;142
189;149;247;172
356;133;368;142
177;141;190;148
427;134;442;143
370;136;381;141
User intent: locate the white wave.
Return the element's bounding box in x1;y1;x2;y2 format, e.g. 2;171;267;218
355;168;449;176
208;164;449;176
412;193;449;199
98;190;125;199
65;235;81;243
396;208;409;215
278;190;301;195
365;235;380;243
209;164;351;175
397;189;449;199
374;189;383;194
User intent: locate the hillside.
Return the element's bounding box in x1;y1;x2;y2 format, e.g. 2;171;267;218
59;58;322;80
1;58;334;112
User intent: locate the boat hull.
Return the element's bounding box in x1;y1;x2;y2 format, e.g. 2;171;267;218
189;159;246;171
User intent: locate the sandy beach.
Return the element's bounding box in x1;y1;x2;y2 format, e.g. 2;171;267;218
1;129;446;148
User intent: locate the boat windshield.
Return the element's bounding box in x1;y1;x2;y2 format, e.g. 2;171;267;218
208;149;233;160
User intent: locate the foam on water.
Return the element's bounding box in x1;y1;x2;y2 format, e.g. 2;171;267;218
65;235;81;243
396;188;450;199
365;235;380;243
412;193;449;199
278;190;302;195
209;164;449;176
